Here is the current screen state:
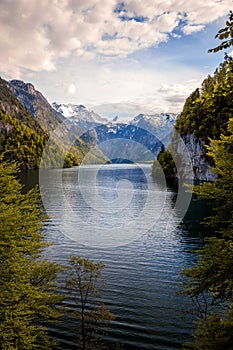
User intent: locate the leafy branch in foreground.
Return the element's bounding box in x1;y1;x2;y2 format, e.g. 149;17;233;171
208;11;233;53
66;256;115;350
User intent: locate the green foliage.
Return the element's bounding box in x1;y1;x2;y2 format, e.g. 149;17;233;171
0;78;44;135
154;58;233;180
66;256;115;350
0;160;63;349
152;147;176;179
181;119;233;349
183;313;233;350
208;11;233;53
0;111;47;168
0;111;84;169
175;57;233;141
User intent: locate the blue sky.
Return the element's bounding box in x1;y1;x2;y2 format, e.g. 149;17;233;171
0;0;232;117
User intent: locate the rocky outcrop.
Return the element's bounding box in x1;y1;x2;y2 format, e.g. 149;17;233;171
7;80;65;132
176;133;216;181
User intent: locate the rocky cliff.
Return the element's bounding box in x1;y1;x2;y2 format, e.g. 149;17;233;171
176;133;215;181
155;58;233;181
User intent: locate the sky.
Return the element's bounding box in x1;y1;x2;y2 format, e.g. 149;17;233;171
0;0;232;118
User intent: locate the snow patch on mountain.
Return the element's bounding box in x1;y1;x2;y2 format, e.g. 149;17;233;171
52;102;178;161
52;102;107;128
131;113;177;147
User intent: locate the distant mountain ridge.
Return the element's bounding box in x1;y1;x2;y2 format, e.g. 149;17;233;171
0;77;178;166
53;102;177;162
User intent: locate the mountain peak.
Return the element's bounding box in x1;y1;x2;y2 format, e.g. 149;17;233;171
112;116;119;123
7;80;64;131
52;102;107;126
10;80;36;95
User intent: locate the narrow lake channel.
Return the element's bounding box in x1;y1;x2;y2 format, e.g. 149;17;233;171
21;164;206;349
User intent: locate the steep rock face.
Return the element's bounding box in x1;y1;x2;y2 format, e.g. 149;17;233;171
0;78;44;135
176;133;216;181
7;80;64;132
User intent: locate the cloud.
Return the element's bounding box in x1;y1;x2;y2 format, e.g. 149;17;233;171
158;81;199;104
0;0;231;76
67;83;76;94
89;101;152;118
89;80;200;117
182;24;205;35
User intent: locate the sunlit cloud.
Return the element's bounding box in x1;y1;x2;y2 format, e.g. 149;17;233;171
0;0;231;114
67;83;76;94
182;24;205;35
0;0;231;76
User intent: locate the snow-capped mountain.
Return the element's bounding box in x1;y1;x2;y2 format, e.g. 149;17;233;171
52;102;177;162
131;113;177;148
52;102;107;130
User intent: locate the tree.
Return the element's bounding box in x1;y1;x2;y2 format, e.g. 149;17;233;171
0;160;62;349
152;147;177;179
208;11;233;53
181;119;233;349
66;256;115;350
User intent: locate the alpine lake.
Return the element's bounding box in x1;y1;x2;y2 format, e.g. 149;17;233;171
20;163;209;350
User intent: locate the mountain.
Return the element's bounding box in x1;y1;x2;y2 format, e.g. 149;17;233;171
153;57;233;181
7;80;65;132
0;76;177;167
0;78;44;135
0;77;47;168
131;113;177;148
0;79;108;168
52;102;107;129
53;102;177;163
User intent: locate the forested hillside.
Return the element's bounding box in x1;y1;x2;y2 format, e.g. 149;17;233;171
0;78;107;168
176;56;233;140
153;56;233;180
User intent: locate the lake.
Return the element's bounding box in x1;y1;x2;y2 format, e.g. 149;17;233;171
21;164;205;349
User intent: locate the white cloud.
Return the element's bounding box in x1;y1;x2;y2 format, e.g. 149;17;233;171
158;81;199;106
0;0;231;76
67;83;76;94
182;24;205;35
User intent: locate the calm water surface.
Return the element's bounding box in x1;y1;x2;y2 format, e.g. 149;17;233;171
21;164;205;350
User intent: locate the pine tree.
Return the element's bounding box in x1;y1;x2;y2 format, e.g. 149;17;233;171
0;160;62;349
